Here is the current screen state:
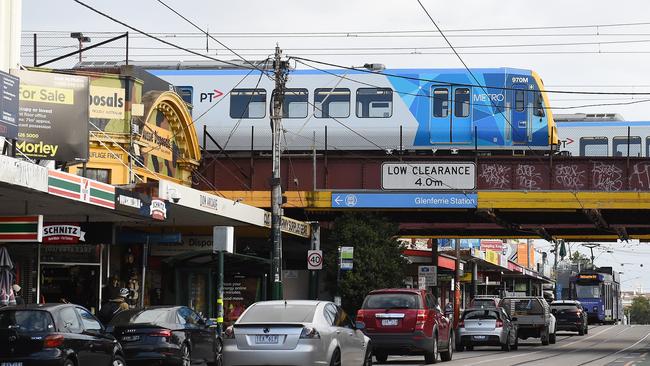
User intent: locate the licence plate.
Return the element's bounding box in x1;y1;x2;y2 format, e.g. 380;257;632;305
121;335;140;342
381;319;399;326
255;335;279;344
472;335;487;340
2;363;23;366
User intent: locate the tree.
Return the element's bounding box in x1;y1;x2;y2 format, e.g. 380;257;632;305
629;296;650;324
569;251;592;269
323;213;409;315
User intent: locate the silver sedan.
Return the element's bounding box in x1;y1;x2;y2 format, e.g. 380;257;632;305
223;300;372;366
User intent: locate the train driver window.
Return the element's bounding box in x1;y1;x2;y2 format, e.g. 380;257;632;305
646;137;650;157
314;88;350;118
432;88;449;117
613;136;641;157
454;88;471;117
280;88;308;118
534;92;545;117
580;137;608;156
230;89;267;119
356;88;393;118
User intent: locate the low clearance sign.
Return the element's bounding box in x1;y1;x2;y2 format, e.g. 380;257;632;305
11;70;89;162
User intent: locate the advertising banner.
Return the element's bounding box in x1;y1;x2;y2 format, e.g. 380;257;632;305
0;70;19;139
0;155;48;192
0;215;43;242
11;70;89;162
114;188;168;220
42;224;86;244
89;85;125;119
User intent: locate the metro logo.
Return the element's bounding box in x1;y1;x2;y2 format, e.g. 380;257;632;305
19;85;74;105
200;89;224;103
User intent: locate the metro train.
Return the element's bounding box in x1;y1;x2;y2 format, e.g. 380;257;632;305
144;64;559;153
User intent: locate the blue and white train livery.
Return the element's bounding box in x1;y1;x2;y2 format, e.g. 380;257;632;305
147;66;558;153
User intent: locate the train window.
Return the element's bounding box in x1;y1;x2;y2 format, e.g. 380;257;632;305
515;90;525;112
230;89;266;119
177;86;194;105
533;92;545;117
613;136;641;157
432;88;449;117
280;88;308;118
580;137;608;156
356;88;393;118
454;88;470;117
314;88;350;118
646;137;650;157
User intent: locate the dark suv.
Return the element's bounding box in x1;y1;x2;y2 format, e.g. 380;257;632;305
357;289;453;364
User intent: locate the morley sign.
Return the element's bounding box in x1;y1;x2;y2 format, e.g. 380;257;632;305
381;162;476;190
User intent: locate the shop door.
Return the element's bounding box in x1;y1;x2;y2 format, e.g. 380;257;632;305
511;84;529;144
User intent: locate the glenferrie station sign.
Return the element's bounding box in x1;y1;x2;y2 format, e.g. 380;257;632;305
381;162;476;190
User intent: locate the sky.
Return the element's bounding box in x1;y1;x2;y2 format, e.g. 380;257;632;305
19;0;650;290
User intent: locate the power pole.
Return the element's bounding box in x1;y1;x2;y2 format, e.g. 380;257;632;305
454;238;461;328
271;45;288;300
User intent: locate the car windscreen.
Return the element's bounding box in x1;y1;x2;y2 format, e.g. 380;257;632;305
362;293;421;309
472;299;497;307
551;305;579;312
238;304;317;323
501;299;544;315
462;310;499;320
0;310;55;333
110;309;172;326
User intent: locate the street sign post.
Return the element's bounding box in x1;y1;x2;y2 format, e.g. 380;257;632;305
382;162;476;190
307;250;323;270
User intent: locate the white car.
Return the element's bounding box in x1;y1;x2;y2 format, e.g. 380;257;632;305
223;300;372;366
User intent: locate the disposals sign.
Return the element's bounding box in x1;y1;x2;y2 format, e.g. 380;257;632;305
11;69;89;162
381;162;476;190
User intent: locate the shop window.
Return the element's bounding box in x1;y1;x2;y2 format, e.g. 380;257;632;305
356;88;393;118
77;168;111;184
432;88;449;117
280;88;309;118
76;307;102;331
314;88;350;118
59;307;82;333
613;136;641;157
580;137;608;156
230;89;266;119
455;88;471;117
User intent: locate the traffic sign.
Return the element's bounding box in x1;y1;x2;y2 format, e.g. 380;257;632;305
340;246;354;271
418;265;437;287
382;162;476;190
331;193;477;208
307;250;323;270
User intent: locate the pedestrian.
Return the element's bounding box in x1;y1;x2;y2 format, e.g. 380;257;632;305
97;288;130;325
12;284;24;305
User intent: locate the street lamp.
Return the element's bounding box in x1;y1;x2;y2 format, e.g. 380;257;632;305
70;32;91;62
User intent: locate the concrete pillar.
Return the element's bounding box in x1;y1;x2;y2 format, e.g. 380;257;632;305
0;0;22;72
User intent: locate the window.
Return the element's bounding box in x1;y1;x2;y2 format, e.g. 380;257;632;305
356;88;393;118
0;310;54;332
613;136;641;157
454;88;471;117
324;304;337;326
534;92;545;117
177;86;194;105
77;168;111;184
230;89;266;119
362;293;421;309
433;88;449;117
335;307;355;329
515;90;525;112
314;88;350;118
177;307;199;325
281;88;308;118
111;309;172;326
580;137;608;156
462;310;499;320
647;137;650;157
239;303;317;323
59;307;82;333
76;308;102;331
576;285;601;298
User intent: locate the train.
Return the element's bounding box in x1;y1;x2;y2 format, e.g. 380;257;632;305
136;62;559;153
570;267;622;324
555;113;650;157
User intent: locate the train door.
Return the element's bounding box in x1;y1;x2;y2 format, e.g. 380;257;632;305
451;86;472;143
511;84;529;144
430;86;452;143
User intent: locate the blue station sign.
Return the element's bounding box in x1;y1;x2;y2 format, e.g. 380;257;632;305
331;192;478;209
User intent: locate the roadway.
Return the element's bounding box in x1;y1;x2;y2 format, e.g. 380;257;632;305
376;325;650;366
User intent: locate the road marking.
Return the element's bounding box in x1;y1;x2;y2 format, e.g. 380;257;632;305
577;330;650;366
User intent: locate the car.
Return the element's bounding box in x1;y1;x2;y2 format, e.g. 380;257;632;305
469;296;501;309
550;300;589;336
222;300;371;366
0;303;126;366
357;288;453;364
499;297;556;346
456;307;518;352
108;305;222;366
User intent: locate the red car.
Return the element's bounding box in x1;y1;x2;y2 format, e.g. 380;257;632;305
357;289;453;364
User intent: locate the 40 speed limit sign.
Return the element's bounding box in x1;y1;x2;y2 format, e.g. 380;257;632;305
307;250;323;270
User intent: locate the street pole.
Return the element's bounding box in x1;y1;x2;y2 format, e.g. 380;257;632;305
454;239;461;328
431;239;439;301
308;222;320;300
270;45;288;300
216;249;224;335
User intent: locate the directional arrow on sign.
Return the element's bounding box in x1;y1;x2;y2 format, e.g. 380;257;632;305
334;195;343;206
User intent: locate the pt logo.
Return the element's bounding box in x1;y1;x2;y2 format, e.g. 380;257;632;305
200;89;224;102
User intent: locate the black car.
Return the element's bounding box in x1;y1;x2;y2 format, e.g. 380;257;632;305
550;300;589;336
0;303;126;366
108;306;222;366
